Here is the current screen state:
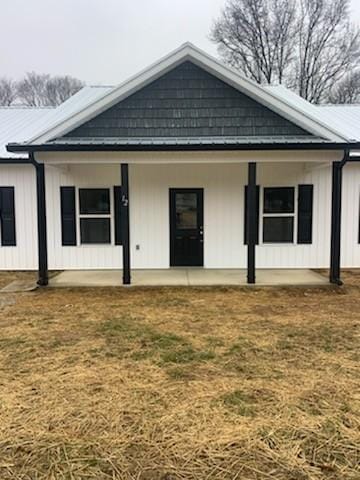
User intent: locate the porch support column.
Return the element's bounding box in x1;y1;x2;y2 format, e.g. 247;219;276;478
121;163;131;285
247;162;257;284
330;161;343;285
330;151;350;285
30;153;48;286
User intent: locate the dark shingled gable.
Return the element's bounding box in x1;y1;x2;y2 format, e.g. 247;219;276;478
63;61;314;139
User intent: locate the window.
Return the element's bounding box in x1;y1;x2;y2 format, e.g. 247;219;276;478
0;187;16;246
79;188;111;244
175;193;197;229
262;187;295;243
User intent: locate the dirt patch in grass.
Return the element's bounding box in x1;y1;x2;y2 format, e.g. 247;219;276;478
0;270;359;479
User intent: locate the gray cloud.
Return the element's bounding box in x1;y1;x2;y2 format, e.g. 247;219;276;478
0;0;359;85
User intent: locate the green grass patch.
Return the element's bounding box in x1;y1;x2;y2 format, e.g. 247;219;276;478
98;317;215;366
220;389;258;417
159;346;215;365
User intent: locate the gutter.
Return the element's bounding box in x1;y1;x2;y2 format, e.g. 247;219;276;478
7;141;360;153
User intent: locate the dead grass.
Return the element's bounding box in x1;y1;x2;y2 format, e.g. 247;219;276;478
0;270;359;479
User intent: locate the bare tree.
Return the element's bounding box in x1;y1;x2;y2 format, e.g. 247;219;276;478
0;78;17;106
16;72;50;107
16;72;84;107
45;76;84;106
295;0;360;103
211;0;360;103
211;0;297;84
328;70;360;104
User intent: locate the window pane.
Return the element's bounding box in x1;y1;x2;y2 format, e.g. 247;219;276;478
264;187;294;214
79;189;110;214
176;193;197;229
80;218;111;244
263;217;294;243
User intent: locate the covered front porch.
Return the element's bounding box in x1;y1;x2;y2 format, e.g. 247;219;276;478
49;268;328;287
22;150;349;287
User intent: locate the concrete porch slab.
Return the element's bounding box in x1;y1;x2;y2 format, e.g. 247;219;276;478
49;268;328;288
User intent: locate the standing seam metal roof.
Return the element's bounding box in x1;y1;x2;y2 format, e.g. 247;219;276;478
0;86;114;158
3;84;360;158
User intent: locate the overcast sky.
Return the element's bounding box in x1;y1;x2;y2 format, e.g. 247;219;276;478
1;0;360;85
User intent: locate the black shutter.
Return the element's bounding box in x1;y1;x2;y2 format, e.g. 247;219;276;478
0;187;16;246
297;184;313;244
60;187;77;246
114;186;122;245
244;185;260;245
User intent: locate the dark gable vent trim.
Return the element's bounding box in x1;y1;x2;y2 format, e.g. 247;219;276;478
297;184;314;244
0;187;16;246
60;187;77;246
114;186;123;245
244;185;260;245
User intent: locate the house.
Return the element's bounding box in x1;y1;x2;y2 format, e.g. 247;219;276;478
2;43;360;286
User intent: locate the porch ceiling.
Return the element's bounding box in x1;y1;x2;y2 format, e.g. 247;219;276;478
49;269;328;288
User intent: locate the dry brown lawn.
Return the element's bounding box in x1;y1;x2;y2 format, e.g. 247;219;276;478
0;271;359;480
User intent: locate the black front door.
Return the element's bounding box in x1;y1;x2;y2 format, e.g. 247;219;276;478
170;188;204;267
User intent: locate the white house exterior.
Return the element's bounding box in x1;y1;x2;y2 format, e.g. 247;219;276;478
2;44;360;285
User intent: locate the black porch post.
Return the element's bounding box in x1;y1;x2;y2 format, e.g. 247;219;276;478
330;161;343;285
31;154;48;286
121;163;131;285
247;162;257;284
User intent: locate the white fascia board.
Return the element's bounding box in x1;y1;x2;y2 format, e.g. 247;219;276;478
28;43;347;144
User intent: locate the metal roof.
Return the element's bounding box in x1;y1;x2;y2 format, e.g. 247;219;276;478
0;107;53;158
24;44;349;144
316;105;360;142
0;86;114;159
3;83;360;158
49;135;327;146
265;86;360;142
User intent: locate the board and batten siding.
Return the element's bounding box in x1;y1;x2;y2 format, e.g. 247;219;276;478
45;164;123;270
130;162;336;269
0;165;37;269
342;163;360;268
0;158;360;271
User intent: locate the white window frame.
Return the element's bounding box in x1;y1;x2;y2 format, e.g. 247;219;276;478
260;185;298;245
76;187;114;246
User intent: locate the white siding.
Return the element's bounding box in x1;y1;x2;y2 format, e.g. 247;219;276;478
46;164;122;270
342;164;360;268
130;163;246;269
257;163;332;268
1;156;360;272
0;165;37;270
130;162;337;269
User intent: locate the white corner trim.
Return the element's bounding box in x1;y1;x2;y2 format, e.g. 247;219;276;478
27;43;348;145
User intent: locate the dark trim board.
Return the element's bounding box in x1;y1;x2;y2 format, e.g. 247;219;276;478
169;188;204;267
7;142;360;153
0;158;31;164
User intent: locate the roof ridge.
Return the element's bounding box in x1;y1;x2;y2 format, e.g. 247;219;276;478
0;106;54;110
86;84;115;88
317;104;360;108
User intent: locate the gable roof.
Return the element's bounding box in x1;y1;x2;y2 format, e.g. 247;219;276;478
63;61;314;141
23;43;349;146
